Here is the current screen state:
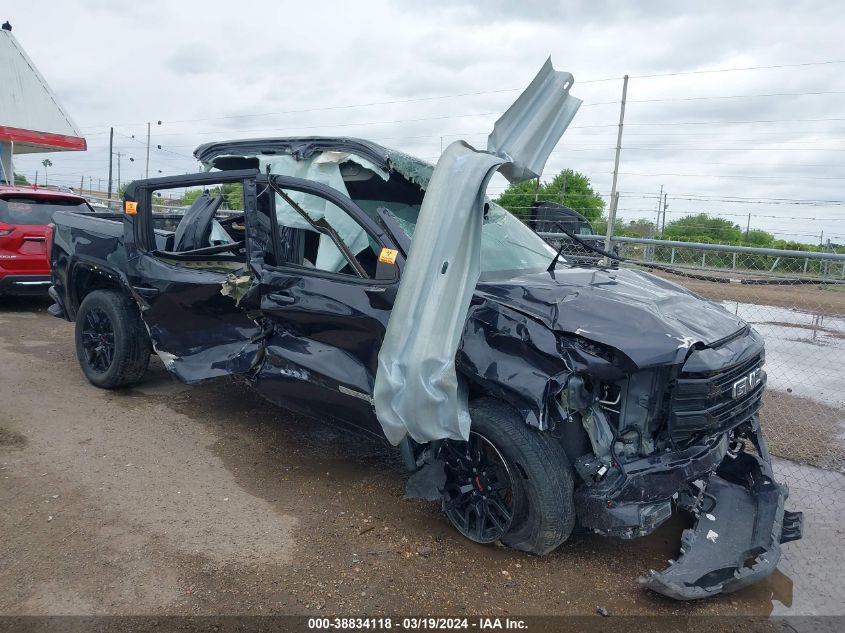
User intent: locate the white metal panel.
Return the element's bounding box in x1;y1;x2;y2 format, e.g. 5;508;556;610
0;29;82;137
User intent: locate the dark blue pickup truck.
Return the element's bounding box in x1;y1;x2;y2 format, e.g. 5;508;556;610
47;137;801;600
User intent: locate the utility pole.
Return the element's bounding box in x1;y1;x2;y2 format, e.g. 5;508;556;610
745;212;751;242
107;127;114;200
604;74;628;257
80;176;84;193
145;122;151;179
116;152;122;195
89;176;93;194
145;121;161;180
655;184;663;236
661;192;668;236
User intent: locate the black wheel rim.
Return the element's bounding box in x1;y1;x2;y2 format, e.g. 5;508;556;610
440;431;516;543
80;307;115;373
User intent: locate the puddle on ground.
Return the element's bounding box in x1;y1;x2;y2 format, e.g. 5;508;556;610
721;301;845;409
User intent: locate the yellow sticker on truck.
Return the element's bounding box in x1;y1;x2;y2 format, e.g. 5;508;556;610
378;248;398;265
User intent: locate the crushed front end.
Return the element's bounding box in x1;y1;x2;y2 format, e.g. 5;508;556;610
561;328;803;600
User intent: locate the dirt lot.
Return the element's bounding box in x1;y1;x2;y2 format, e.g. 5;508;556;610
0;297;793;618
655;271;845;317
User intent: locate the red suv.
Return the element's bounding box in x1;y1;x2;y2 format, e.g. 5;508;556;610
0;185;93;296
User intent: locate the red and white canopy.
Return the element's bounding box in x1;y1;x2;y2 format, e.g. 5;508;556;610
0;27;86;154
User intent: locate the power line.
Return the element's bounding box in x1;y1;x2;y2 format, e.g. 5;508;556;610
629;59;845;78
486;189;845;206
618;171;845;180
625;90;845;104
121;115;845;143
77;58;845;131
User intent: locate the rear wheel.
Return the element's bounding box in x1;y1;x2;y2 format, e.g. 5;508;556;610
440;397;576;554
75;290;150;389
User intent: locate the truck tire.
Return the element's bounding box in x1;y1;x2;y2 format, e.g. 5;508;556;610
75;289;150;389
440;397;576;555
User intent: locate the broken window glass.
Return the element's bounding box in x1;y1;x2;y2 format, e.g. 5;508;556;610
274;189;380;278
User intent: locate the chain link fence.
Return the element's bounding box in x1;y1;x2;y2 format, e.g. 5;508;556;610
543;232;845;613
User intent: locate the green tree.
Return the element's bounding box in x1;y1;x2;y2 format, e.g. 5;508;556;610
495;169;605;222
181;188;203;205
14;173;29;185
221;183;243;209
615;218;655;238
180;183;242;209
662;214;742;243
744;228;775;246
41;158;52;185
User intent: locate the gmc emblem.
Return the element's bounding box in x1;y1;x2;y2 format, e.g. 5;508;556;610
732;368;764;399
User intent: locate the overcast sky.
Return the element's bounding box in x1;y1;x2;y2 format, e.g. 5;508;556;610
6;0;845;244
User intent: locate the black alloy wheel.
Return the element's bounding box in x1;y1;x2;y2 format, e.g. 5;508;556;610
440;431;518;543
74;290;151;389
80;306;115;373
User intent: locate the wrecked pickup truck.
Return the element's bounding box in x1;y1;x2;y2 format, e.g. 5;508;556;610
48;62;800;601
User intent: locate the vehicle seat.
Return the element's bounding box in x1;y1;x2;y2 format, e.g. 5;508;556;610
173;193;224;252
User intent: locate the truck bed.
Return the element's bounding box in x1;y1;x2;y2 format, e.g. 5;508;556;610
52;210;183;250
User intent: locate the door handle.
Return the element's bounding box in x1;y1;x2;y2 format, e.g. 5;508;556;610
267;292;296;304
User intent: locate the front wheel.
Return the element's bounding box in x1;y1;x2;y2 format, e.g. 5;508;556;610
440;397;576;555
75;290;150;389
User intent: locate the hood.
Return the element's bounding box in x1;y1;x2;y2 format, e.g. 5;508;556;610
474;267;748;368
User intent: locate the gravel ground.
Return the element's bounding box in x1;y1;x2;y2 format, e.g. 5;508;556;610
0;297;792;617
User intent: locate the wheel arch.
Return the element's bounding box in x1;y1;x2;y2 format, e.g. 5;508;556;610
67;259;134;321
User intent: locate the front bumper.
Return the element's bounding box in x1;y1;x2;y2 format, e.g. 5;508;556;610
574;422;803;600
641;467;802;600
0;274;52;296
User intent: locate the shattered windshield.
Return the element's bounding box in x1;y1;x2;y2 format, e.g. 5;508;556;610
377;199;557;274
380;152;558;273
480;202;558;272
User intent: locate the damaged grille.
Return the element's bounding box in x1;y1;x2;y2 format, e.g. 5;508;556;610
669;353;765;445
